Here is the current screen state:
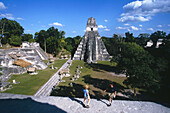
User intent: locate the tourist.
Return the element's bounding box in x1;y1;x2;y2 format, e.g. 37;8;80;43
83;85;91;108
104;84;117;106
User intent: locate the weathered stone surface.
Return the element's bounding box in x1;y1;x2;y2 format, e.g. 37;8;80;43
0;93;169;113
0;42;48;82
73;17;110;63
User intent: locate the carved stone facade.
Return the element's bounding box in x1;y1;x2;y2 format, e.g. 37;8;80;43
73;17;110;63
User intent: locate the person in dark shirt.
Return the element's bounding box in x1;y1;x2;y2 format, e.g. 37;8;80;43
104;84;117;106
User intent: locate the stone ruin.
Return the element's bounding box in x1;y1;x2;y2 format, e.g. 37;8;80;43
0;42;48;84
73;17;110;63
71;65;82;83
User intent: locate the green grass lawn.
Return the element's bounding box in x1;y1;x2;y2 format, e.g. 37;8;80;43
3;59;67;95
51;60;128;99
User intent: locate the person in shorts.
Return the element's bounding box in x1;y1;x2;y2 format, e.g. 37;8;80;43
83;85;91;108
104;84;117;106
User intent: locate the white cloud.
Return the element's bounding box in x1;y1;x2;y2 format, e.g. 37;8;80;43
72;31;76;33
41;25;46;27
25;30;32;32
147;28;154;31
0;2;7;10
130;26;139;30
98;25;107;28
104;29;110;31
104;19;108;22
16;17;24;20
157;25;162;28
118;15;151;23
49;22;63;27
157;29;163;31
31;24;34;26
0;13;14;20
122;0;170;16
124;23;130;26
84;30;86;32
0;14;24;21
139;24;143;27
119;0;170;23
116;26;141;31
168;24;170;27
116;26;128;30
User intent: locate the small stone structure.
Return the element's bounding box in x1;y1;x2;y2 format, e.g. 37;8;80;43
145;39;164;48
27;67;36;73
73;17;110;63
71;65;82;82
59;68;70;75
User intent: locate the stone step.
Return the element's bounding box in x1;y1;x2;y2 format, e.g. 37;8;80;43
40;77;58;96
34;74;57;96
35;75;58;96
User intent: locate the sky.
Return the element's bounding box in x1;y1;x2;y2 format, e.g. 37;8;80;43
0;0;170;37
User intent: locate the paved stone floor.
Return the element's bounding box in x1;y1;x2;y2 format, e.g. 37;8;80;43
0;93;169;113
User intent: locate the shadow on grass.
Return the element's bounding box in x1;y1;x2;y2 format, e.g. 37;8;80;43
0;97;66;113
84;62;121;73
51;75;134;100
138;90;170;108
51;75;170;108
83;75;133;100
51;84;84;98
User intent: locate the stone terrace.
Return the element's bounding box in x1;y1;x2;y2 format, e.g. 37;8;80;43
0;93;169;113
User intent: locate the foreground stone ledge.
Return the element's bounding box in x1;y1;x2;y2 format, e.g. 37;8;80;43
0;93;169;113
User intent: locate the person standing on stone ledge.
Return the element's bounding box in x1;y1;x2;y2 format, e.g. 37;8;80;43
104;84;117;106
83;85;91;108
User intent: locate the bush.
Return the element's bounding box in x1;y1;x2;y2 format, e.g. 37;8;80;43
9;35;22;46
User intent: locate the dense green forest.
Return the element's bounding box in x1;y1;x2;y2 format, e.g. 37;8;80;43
102;31;170;101
0;18;170;102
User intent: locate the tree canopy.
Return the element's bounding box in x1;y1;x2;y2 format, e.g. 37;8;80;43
0;18;24;45
35;27;66;55
22;33;33;42
117;42;160;95
150;31;166;48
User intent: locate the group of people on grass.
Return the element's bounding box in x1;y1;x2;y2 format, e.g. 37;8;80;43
83;83;117;108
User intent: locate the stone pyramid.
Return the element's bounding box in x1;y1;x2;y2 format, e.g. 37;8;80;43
73;17;110;63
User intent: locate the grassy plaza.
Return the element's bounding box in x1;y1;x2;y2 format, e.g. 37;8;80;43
3;59;67;95
51;60;128;99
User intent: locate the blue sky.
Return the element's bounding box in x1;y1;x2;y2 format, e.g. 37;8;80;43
0;0;170;37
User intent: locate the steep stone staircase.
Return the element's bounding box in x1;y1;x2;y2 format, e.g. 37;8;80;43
33;46;48;60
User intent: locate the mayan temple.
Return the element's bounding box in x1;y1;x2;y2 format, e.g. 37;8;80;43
73;17;110;63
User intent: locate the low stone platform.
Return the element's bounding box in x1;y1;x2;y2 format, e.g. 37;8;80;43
0;93;169;113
